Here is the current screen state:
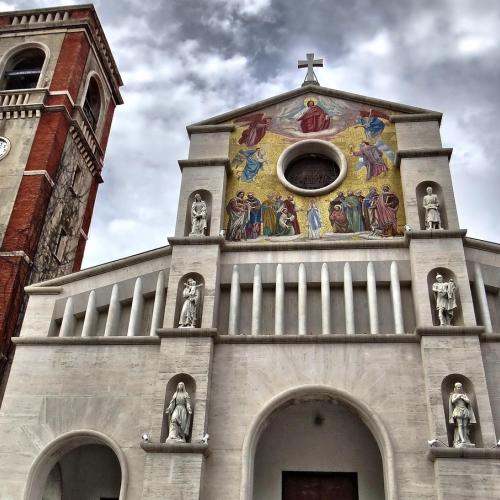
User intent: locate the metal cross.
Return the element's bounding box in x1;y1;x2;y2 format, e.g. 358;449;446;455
298;53;323;86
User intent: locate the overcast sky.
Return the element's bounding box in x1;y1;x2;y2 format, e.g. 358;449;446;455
3;0;500;267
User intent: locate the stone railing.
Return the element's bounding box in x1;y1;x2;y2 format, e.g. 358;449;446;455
0;89;47;118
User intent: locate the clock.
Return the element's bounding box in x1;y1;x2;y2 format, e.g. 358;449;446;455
0;137;10;160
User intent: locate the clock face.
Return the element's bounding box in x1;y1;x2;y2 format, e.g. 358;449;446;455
0;137;10;160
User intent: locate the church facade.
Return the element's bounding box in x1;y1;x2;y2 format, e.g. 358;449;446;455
1;14;500;500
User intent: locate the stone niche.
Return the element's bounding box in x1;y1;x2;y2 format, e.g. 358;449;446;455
161;373;196;443
416;180;447;230
427;267;463;326
174;272;205;328
441;373;482;447
184;189;212;237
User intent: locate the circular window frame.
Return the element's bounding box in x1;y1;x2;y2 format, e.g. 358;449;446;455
277;139;347;196
0;136;11;160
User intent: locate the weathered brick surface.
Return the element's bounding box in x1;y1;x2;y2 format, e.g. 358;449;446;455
50;31;90;101
99;101;115;152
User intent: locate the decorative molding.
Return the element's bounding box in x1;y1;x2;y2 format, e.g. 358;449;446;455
222;237;408;252
0;250;32;265
79;228;89;240
216;334;419;344
415;326;484;337
31;246;171;287
48;90;75;107
480;334;500;342
405;229;467;241
178;157;231;175
464;237;500;254
140;441;209;456
13;336;161;346
157;328;217;338
23;170;55;187
167;236;224;246
24;285;62;295
395;148;453;168
186;124;234;135
427;447;500;462
390;112;443;124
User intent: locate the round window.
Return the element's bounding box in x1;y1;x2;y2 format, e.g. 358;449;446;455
277;139;347;196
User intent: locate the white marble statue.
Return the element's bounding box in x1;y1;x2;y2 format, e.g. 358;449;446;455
178;278;203;327
190;193;207;236
449;382;476;448
166;382;193;442
423;186;442;230
432;274;457;326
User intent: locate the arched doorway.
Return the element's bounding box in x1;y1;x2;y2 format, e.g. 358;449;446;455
241;386;397;500
24;430;128;500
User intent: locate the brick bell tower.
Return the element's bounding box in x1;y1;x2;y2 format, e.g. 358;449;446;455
0;5;123;386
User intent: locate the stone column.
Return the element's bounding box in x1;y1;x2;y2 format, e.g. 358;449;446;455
390;261;404;334
127;277;144;336
275;264;285;335
473;263;492;334
344;262;355;335
298;263;307;335
228;264;240;335
104;284;121;337
321;263;331;335
366;262;378;335
150;271;166;336
81;290;97;337
251;264;262;335
59;297;75;337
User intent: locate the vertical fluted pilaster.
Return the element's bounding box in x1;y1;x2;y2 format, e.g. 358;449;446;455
81;290;98;337
150;271;166;336
390;261;404;334
275;264;285;335
127;277;144;336
104;284;121;337
344;262;355;335
298;263;307;335
321;263;331;335
228;265;240;335
367;262;379;334
474;263;493;334
59;297;75;337
251;264;262;335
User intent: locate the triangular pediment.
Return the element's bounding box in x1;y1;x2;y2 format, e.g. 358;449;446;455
190;84;439;127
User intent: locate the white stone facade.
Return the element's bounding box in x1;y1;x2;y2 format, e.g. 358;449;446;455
1;85;500;500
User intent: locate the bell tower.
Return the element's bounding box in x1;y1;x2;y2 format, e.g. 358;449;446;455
0;5;123;383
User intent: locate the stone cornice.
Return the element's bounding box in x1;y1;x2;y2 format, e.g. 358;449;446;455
13;336;161;346
395;148;453;168
464;237;500;254
390;112;443;124
216;334;419;344
31;245;171;287
178;157;231;175
221;237;408;252
186;124;235;136
427;447;500;462
157;328;217;338
405;229;467;242
167;236;225;246
416;326;484;337
141;441;209;456
24;285;63;295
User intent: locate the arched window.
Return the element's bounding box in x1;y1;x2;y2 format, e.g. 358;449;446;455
83;77;101;131
1;48;45;90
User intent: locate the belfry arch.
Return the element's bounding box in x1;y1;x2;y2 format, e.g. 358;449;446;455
23;430;128;500
240;385;397;500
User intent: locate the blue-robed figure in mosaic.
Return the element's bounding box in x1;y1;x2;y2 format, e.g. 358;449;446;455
232;148;267;182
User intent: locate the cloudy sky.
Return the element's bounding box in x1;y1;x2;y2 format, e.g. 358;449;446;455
3;0;500;267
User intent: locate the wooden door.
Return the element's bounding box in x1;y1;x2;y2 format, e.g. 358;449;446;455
282;471;359;500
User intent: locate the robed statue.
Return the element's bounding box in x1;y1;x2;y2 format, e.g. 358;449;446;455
449;382;476;448
190;193;207;236
423;186;442;230
432;274;457;326
166;382;193;442
178;278;203;328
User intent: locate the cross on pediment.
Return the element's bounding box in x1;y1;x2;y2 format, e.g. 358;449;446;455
298;53;323;87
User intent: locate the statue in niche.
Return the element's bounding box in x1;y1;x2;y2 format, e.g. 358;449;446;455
423;186;442;230
448;382;476;448
190;193;207;236
178;278;203;327
432;274;457;326
166;382;193;442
